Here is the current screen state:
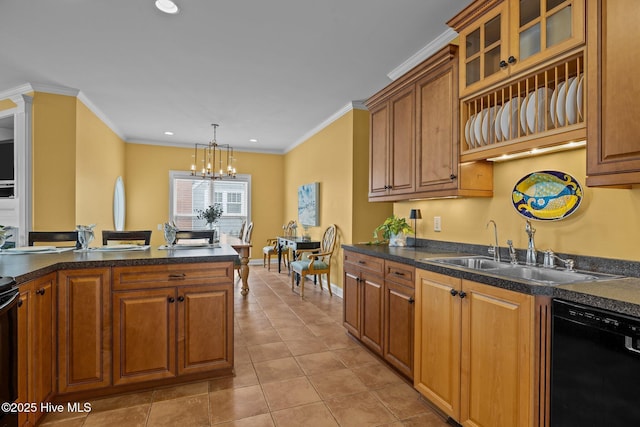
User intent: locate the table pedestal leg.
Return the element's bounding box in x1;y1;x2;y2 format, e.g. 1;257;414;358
240;256;249;296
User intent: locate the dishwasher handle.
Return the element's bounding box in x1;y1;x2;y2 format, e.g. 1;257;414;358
624;336;640;355
0;291;19;314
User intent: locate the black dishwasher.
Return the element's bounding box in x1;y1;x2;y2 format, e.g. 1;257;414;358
551;299;640;426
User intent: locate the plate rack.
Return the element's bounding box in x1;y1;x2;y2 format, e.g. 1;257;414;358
461;51;586;161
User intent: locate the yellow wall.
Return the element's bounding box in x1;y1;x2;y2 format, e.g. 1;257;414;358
31;93;77;229
124;143;284;249
396;148;640;261
284;109;392;289
75;99;126;236
0;99;17;111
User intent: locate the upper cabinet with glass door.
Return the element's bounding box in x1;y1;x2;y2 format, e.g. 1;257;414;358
449;0;584;97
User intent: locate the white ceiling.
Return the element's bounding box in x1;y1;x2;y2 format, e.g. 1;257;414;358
0;0;468;153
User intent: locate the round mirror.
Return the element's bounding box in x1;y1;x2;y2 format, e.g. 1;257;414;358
113;176;125;231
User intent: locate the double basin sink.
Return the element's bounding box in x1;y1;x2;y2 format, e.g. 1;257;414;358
426;256;621;285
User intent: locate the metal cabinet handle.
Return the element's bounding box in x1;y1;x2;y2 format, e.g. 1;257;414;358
168;273;186;280
393;271;405;276
177;296;185;302
450;174;457;180
459;291;467;299
408;297;415;304
508;55;517;64
168;296;175;303
450;289;458;297
499;60;508;69
36;288;45;295
18;298;23;308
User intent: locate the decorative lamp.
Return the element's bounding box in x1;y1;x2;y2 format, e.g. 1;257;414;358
190;124;237;180
409;209;422;247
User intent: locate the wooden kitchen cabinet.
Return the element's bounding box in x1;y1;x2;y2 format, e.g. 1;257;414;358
368;85;415;199
367;45;492;201
383;261;415;379
57;268;111;394
449;0;585;97
112;263;234;386
415;269;536;427
586;0;640;186
16;273;56;427
343;251;415;379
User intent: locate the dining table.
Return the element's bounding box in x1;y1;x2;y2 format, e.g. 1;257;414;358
220;233;252;296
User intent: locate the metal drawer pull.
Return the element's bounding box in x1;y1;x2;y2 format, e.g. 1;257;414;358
168;273;186;280
358;260;366;264
393;271;405;276
36;288;46;295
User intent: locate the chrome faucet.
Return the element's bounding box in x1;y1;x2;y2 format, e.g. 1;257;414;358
543;249;575;271
507;240;518;265
486;220;500;262
525;220;537;266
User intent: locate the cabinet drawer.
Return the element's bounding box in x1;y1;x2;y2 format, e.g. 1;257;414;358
113;262;233;290
385;261;414;287
344;251;384;275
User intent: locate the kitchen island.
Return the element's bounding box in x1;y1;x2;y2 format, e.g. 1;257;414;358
0;245;238;427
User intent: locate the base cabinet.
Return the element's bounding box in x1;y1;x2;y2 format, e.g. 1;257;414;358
343;251;415;379
112;263;234;387
57;268;111;394
415;269;535;427
17;273;56;427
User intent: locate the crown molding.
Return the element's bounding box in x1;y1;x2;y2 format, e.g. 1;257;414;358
76;91;126;140
29;83;79;97
286;100;367;153
387;28;458;81
126;138;283;155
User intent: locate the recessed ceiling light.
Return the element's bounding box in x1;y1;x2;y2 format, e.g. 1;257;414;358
249;138;258;143
164;131;174;136
155;0;179;14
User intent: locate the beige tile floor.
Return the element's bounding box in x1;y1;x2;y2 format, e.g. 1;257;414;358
40;266;449;427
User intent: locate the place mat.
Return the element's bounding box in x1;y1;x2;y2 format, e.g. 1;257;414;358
158;244;220;250
1;246;76;255
92;245;150;252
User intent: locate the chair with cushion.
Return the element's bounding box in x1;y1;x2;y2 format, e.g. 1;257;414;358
102;230;152;245
174;230;215;244
29;231;80;248
235;222;253;276
290;224;336;298
262;220;295;271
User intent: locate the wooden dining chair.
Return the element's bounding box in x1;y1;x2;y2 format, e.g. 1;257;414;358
174;230;215;244
262;220;295;271
28;231;80;248
290;224;337;298
102;230;152;245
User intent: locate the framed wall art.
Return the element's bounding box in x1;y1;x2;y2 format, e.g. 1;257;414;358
298;182;319;226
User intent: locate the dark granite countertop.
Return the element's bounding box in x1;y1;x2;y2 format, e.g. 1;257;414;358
0;245;239;285
343;243;640;317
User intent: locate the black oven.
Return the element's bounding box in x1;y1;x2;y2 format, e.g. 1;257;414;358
0;277;18;427
551;299;640;426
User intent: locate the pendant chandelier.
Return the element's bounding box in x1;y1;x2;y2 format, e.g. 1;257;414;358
190;124;237;179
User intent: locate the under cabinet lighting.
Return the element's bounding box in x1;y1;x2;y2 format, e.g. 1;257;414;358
164;131;174;136
487;141;586;162
249;139;258;143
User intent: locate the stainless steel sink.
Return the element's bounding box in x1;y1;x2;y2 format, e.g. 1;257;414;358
425;256;622;285
428;256;504;270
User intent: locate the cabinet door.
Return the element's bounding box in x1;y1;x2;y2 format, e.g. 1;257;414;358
113;289;176;385
57;268;111;393
369;102;390;197
17;286;33;427
458;4;509;95
177;285;233;375
414;270;461;420
383;281;414;379
459;280;534;427
586;0;640;186
509;0;585;75
342;266;361;337
415;62;457;193
30;274;56;425
360;271;384;355
388;86;415;196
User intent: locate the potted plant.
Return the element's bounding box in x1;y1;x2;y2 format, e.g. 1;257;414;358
196;204;223;229
373;215;413;246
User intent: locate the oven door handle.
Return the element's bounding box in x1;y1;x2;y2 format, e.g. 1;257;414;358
624;336;640;355
0;291;19;314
